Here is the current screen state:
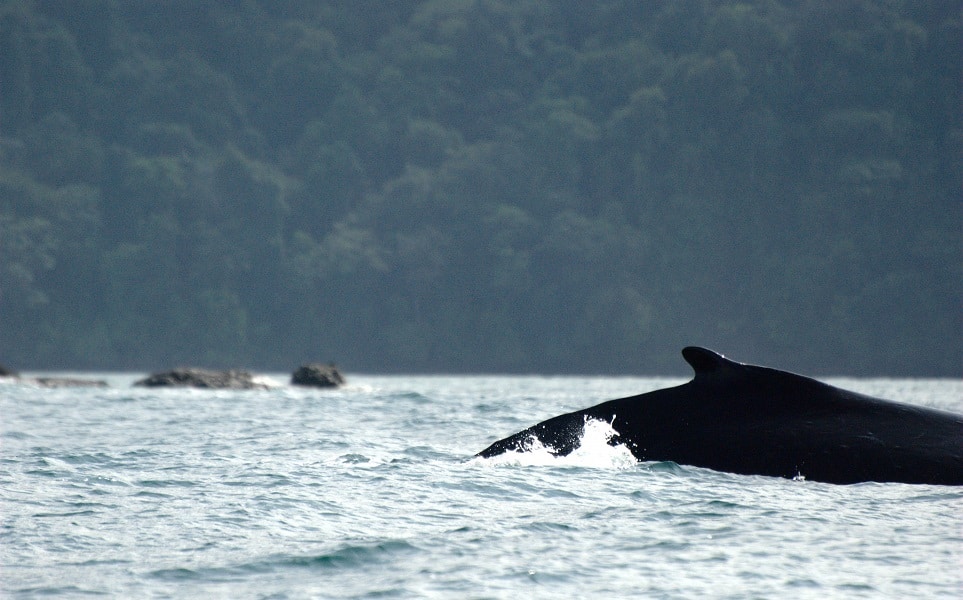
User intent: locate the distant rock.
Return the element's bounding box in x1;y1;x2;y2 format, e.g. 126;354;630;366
33;377;109;388
0;364;107;387
291;364;345;388
134;368;269;390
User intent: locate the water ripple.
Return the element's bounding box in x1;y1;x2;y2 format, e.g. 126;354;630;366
2;376;960;599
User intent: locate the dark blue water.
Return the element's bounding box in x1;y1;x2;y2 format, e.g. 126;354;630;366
2;374;961;598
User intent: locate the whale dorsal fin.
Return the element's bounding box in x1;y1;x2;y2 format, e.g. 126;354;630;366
682;346;734;376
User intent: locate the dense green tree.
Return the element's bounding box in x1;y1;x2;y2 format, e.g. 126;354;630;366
0;1;958;374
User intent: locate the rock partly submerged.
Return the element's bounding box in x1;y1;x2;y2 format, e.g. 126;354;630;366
0;364;108;387
291;363;345;388
134;368;271;390
3;363;344;390
32;377;109;388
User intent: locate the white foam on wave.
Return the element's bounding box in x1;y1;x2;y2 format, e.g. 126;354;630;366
476;417;638;470
251;375;284;388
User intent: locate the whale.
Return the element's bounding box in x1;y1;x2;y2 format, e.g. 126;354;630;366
477;347;963;485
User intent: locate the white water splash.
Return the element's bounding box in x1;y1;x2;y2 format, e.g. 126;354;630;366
251;374;285;388
476;417;638;470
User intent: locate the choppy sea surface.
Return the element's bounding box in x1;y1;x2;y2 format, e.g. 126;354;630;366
2;373;961;599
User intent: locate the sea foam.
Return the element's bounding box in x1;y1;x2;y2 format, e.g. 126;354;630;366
475;417;638;470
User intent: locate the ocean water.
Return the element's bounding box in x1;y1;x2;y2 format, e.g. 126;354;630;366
1;373;961;599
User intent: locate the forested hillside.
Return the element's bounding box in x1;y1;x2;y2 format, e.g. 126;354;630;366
1;1;959;375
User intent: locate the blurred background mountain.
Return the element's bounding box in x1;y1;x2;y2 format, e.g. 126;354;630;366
1;1;959;375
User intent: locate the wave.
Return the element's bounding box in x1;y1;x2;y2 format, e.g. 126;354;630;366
472;417;638;470
149;540;418;581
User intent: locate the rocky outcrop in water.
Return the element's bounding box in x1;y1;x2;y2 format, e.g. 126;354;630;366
134;368;269;389
33;377;109;388
291;364;345;388
0;363;107;387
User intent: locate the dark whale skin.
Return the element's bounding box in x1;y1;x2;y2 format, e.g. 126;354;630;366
477;347;963;485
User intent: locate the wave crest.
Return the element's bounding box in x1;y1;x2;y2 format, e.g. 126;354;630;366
476;417;638;470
